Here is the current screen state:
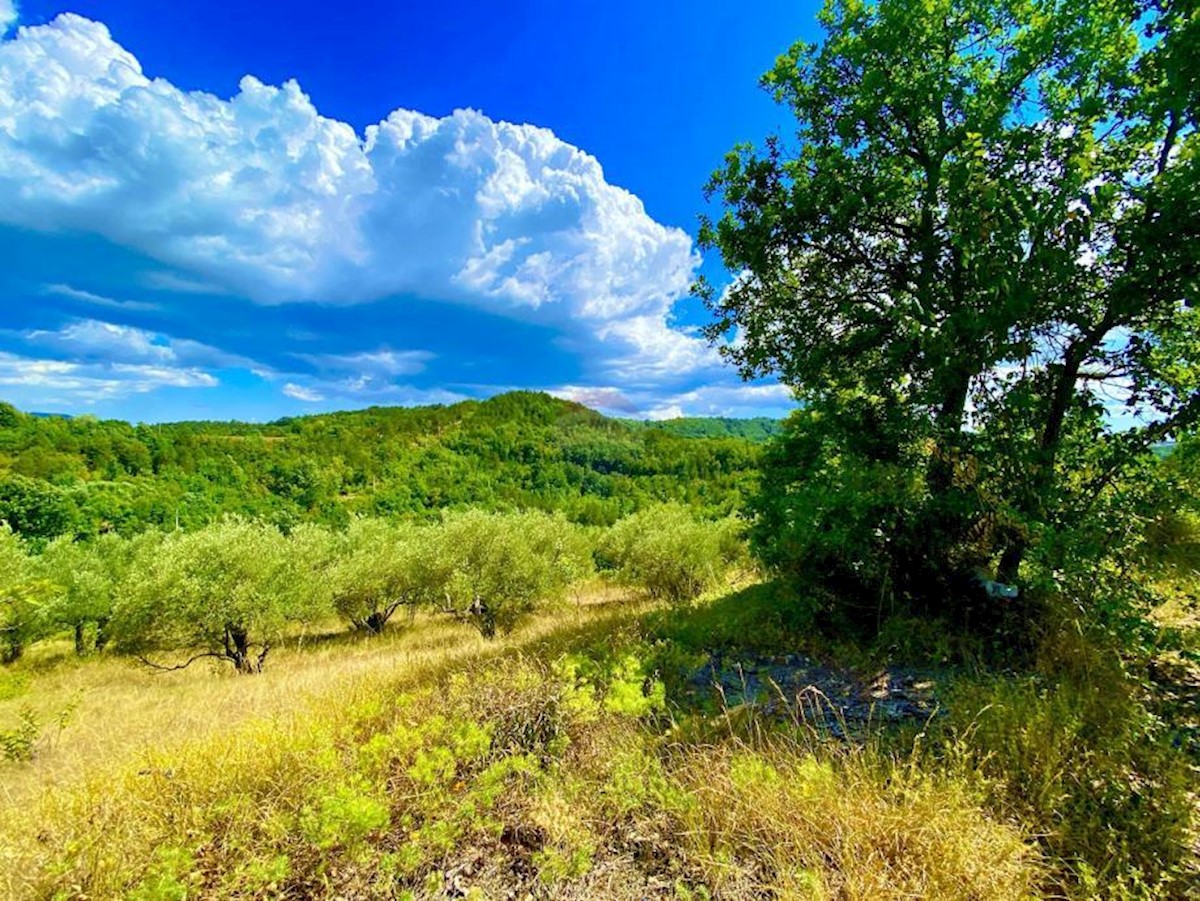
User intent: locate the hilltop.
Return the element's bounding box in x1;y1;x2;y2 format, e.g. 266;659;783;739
0;392;768;538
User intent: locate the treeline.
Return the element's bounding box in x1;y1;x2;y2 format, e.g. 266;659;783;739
0;393;762;539
0;505;745;671
621;416;783;442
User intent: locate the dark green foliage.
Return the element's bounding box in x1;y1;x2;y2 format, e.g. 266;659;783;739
697;0;1200;641
0;476;77;541
622;417;782;442
0;393;762;538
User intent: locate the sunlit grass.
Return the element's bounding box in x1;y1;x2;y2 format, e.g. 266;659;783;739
0;576;1194;900
0;584;639;813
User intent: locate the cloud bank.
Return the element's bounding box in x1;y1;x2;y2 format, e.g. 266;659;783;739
0;14;714;385
0;13;794;420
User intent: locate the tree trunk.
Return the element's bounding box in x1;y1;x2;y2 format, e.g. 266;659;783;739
995;542;1024;585
928;365;973;494
472;599;496;640
997;345;1089;584
74;622;86;656
225;623;260;674
94;619;111;651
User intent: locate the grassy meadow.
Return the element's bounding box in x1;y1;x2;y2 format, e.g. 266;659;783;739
2;571;1195;900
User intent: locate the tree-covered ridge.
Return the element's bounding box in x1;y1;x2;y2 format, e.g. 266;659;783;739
621;416;783;442
0;391;763;538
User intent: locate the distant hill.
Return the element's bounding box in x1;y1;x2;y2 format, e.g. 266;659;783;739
0;392;765;538
623;416;782;442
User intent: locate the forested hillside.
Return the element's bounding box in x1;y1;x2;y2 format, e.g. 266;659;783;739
0;392;762;538
622;416;783;441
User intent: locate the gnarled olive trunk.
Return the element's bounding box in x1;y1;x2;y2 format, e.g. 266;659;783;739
223;623;266;674
471;598;496;640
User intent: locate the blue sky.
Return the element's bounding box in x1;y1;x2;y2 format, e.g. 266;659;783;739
0;0;815;423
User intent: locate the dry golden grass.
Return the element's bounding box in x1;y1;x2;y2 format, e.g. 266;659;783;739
664;741;1040;899
1;596;657;899
0;584;639;813
9;576;1186;900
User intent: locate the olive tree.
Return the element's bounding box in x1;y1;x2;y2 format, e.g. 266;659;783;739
326;518;434;634
432;511;593;638
0;525;50;664
39;532;154;654
113;519;327;674
600;504;745;603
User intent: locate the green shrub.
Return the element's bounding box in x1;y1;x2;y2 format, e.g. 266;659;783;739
299;784;390;851
0;707;39;762
600;504;745;602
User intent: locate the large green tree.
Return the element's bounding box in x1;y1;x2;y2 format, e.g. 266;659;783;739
112;519;329;673
697;0;1199;610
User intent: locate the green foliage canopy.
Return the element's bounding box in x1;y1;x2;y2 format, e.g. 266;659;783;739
112;519;328;673
0;393;765;538
696;0;1200;622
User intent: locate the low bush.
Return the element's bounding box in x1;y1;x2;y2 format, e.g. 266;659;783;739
599;503;745;602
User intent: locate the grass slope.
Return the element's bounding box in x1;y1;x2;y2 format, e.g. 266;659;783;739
5;577;1193;899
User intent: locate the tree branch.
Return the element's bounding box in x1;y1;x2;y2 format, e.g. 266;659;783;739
135;651;228;673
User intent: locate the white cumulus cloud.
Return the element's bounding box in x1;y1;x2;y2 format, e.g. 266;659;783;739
548;385;639;414
0;351;217;404
641;382;795;420
282;383;323;402
0;14;710;383
25;318;267;372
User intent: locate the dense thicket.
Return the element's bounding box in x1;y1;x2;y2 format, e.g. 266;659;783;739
0;392;764;539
